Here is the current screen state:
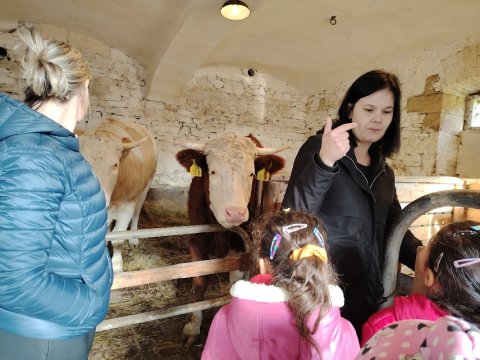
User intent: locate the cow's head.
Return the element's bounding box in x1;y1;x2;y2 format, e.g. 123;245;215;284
176;133;286;228
79;133;148;206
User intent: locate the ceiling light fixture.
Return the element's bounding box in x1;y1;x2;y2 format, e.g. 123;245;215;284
221;0;250;21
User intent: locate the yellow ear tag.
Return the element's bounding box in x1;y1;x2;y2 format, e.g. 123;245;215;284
189;160;202;177
256;168;271;182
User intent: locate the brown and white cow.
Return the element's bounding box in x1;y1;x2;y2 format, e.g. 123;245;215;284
79;117;158;272
176;132;285;347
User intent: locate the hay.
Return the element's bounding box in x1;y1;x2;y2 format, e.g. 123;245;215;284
90;202;230;359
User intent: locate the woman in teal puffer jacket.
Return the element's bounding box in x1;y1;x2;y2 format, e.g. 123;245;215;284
0;28;113;360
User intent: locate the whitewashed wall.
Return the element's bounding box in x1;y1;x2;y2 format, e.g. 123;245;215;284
145;67;308;187
0;22;146;131
2;21;480;192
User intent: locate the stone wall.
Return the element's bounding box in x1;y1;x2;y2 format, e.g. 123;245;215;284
2;21;480;192
0;22;146;131
145;66;308;188
307;40;480;178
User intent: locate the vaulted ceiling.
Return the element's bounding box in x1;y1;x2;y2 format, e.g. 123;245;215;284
2;0;480;101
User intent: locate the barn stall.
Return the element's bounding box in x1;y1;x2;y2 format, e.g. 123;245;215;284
89;169;269;359
88;175;480;359
89;206;229;360
2;1;480;359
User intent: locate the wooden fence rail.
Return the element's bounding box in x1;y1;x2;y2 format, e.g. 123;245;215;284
96;224;252;332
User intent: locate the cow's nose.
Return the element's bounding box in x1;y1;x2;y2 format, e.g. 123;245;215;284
225;207;247;223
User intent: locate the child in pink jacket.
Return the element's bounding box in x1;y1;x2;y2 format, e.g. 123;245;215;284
362;220;480;345
202;209;360;360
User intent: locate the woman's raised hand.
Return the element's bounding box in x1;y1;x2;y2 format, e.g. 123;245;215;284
319;117;357;167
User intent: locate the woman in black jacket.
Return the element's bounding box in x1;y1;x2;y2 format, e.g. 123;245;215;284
282;69;421;336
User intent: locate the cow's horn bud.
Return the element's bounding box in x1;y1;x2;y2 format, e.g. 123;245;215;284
256;145;290;156
175;141;206;152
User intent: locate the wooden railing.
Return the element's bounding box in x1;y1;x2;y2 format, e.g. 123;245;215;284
97;225;252;332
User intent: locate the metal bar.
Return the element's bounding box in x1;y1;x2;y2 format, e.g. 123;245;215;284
255;180;264;217
107;224;224;243
382;189;480;308
97;295;231;332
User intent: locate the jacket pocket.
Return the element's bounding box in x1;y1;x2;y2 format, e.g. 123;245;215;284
321;197;366;219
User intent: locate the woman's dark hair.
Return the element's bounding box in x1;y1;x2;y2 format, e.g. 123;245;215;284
250;209;337;357
428;220;480;325
332;69;402;158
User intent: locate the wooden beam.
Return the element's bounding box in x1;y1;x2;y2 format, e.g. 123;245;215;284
97;295;231;332
111;254;251;290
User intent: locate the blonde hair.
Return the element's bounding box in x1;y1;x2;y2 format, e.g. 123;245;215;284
17;27;90;107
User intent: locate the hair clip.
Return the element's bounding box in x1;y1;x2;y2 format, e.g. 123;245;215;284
282;223;307;234
269;233;282;260
313;227;325;248
471;225;480;231
433;252;444;273
453;258;480;268
453;228;480;238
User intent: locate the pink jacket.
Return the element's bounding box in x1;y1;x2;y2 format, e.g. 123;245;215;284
361;293;448;345
202;275;359;360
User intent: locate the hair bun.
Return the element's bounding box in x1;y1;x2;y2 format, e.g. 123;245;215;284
17;27;89;103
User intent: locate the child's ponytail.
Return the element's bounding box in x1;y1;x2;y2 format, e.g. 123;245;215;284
251;210;338;357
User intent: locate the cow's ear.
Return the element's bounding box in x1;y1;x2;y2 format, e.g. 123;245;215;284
255;155;285;176
176;149;207;173
247;133;262;147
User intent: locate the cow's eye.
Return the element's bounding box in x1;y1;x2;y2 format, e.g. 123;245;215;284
210;170;215;175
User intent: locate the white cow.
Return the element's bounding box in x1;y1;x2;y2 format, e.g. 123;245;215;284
79;117;158;272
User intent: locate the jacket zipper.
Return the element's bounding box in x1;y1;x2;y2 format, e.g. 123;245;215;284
370;168;385;188
345;155;386;193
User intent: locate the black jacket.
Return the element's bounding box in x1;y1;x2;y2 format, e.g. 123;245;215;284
282;134;420;334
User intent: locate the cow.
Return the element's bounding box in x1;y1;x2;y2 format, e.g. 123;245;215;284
176;132;286;347
78;117;158;273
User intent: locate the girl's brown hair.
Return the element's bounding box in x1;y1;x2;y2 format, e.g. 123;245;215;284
428;220;480;325
250;209;337;357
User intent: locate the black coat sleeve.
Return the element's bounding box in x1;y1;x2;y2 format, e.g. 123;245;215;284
282;135;339;213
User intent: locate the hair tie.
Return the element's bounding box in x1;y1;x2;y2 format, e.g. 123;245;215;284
290;244;328;263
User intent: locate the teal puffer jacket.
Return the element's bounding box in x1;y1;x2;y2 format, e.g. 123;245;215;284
0;93;113;339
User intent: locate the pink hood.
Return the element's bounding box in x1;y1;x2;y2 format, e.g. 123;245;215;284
392;293;447;319
362;293;448;345
202;279;359;360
